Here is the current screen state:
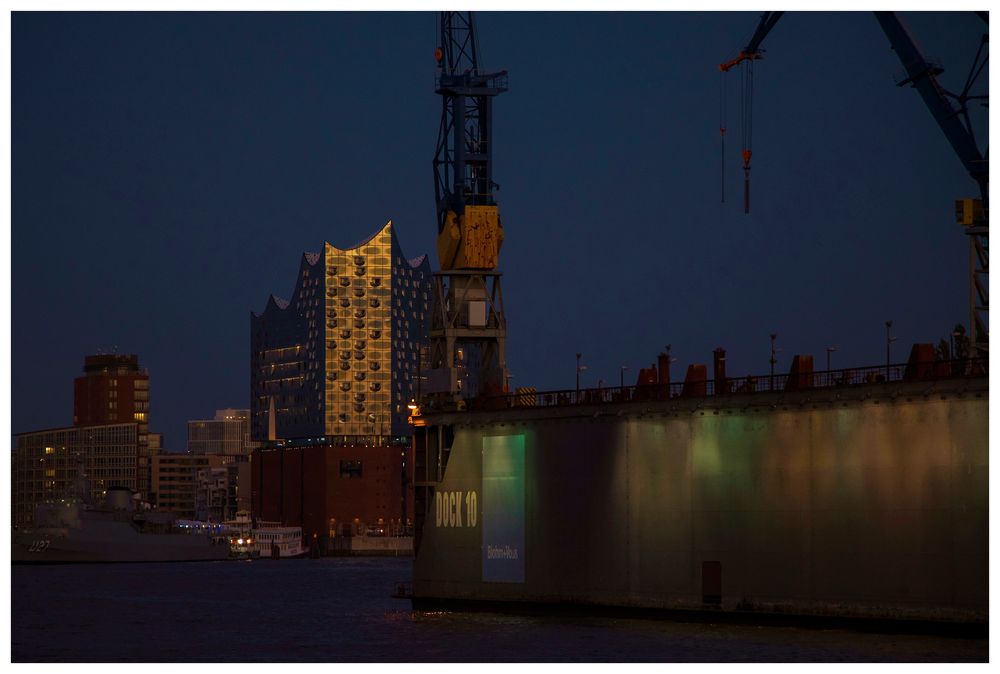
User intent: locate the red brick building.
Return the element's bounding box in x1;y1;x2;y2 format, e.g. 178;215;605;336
74;354;150;428
73;354;153;497
251;441;412;543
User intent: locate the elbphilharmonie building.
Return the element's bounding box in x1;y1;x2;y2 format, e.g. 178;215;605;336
250;222;431;443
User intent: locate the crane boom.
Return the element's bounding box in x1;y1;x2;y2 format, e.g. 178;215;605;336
719;11;784;72
874;12;988;204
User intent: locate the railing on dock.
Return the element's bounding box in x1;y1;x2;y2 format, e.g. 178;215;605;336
459;357;987;412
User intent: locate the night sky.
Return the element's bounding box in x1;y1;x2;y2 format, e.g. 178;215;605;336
12;11;987;449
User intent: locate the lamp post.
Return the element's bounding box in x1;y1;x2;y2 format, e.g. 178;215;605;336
769;334;780;391
826;346;837;373
885;320;896;380
575;353;583;400
951;327;965;361
620;365;628;389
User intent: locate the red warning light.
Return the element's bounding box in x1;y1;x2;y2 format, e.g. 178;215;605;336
434;47;443;63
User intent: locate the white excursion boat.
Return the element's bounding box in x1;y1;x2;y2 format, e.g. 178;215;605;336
251;521;306;559
222;511;260;560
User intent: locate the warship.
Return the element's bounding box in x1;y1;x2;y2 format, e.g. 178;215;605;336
12;485;231;564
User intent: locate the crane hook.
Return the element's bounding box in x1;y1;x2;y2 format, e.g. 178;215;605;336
741;149;752;214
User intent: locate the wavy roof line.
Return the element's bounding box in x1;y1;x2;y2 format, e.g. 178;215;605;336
326;220;393;255
254;220;431;318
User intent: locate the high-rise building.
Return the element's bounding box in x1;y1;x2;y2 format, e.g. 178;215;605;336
73;354;152;496
74;354;150;428
184;409;255;520
249;222;429;539
13;423;139;527
13;353;159;525
250;221;431;443
187;408;253;461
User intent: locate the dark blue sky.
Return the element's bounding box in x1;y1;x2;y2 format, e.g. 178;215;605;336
12;12;987;448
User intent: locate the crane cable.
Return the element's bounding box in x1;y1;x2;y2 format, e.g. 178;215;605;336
719;70;727;203
740;59;754;215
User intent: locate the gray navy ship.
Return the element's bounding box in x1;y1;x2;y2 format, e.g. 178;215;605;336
12;486;231;564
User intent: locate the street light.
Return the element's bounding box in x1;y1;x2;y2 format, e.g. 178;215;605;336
575;353;587;399
885;320;896;380
826;346;837;372
950;327;964;361
769;334;782;390
620;365;629;389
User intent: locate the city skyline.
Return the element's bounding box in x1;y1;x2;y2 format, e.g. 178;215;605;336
12;11;985;449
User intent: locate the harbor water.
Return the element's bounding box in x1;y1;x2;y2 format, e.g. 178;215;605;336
11;558;986;662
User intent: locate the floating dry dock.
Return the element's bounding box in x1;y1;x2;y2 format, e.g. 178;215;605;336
410;359;987;625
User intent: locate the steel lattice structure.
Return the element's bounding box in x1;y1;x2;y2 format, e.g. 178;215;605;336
433;12;508;235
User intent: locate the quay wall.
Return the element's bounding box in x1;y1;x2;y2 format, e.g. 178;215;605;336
412;378;988;622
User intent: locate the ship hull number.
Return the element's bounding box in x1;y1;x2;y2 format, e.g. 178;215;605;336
435;490;478;528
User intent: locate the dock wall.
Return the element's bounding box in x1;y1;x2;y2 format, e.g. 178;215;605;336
412;377;988;622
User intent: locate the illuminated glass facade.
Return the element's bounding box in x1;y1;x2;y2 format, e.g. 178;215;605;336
250;222;431;442
13;423;139;527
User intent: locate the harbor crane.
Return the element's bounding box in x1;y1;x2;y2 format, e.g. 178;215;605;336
425;12;510;404
720;11;989;356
